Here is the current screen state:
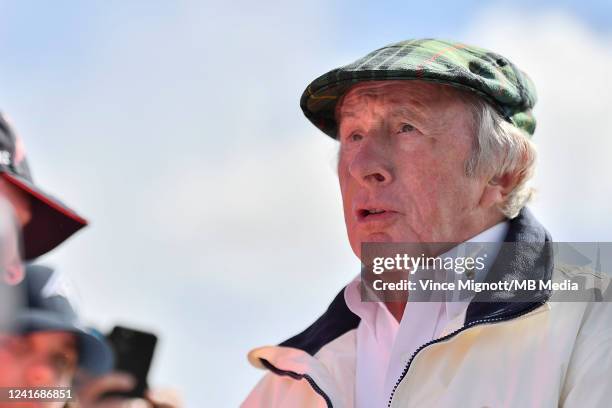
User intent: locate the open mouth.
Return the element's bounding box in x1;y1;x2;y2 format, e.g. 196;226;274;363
357;208;390;220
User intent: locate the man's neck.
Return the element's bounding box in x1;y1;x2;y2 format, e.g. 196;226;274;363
383;214;509;323
385;301;406;323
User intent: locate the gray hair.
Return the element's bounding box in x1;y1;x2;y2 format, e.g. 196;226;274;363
464;96;537;219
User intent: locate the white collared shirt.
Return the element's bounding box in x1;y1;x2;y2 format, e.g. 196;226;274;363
345;221;510;408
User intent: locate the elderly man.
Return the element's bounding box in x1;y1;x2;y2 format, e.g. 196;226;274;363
243;39;612;407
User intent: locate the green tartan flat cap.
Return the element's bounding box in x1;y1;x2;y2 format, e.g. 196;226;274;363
300;38;538;138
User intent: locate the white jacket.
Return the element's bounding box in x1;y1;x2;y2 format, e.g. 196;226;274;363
242;210;612;407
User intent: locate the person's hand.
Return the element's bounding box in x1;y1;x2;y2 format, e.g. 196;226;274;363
75;372;148;408
74;372;182;408
144;388;182;408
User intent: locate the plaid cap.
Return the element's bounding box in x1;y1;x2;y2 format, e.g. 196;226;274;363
300;38;538;138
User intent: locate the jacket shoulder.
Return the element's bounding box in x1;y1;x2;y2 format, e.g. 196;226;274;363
279;286;360;355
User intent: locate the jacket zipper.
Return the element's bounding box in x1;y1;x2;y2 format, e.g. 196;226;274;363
260;358;334;408
386;300;547;408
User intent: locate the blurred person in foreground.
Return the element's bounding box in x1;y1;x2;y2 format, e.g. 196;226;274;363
0;111;90;406
0;264;181;408
243;39;612;407
0;115;180;407
0;264;111;408
0;112;87;286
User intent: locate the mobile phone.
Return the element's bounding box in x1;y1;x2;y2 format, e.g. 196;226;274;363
103;325;158;399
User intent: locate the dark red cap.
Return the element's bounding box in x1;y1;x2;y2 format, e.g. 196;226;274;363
0;113;87;259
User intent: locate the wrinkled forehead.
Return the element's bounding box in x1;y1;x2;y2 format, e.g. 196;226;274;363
336;80;467;122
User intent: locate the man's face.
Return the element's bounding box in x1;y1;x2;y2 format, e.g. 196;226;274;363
337;81;494;258
0;331;78;408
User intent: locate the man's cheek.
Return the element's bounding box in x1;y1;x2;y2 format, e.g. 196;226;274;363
337;167;349;194
338;175;356;214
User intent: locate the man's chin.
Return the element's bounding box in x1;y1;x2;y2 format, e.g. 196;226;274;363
350;233;395;260
362;232;393;242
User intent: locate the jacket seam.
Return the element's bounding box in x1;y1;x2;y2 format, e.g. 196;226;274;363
260;358;334;408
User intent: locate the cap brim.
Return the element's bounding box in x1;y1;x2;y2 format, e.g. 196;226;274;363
12;311;114;375
1;172;88;260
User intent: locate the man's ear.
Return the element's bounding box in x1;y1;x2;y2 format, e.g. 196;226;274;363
479;171;521;209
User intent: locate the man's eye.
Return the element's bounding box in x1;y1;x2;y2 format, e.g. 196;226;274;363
347;133;363;142
399;123;415;133
51;353;76;374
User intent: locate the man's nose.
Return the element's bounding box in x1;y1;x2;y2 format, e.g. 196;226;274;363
24;362;57;387
348;138;393;187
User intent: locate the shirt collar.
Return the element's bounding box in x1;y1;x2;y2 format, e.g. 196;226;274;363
345;274;387;334
438;220;510;322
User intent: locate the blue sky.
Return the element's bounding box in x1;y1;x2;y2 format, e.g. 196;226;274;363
0;1;611;406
